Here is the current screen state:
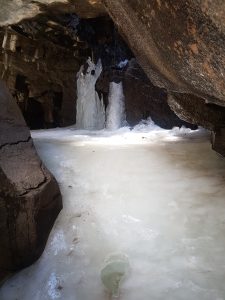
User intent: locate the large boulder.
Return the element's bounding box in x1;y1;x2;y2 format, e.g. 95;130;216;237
0;80;62;283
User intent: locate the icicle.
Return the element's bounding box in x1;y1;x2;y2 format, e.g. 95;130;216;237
106;82;126;130
2;28;9;77
2;28;8;49
9;34;17;52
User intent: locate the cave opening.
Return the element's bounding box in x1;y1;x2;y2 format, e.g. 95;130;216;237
1;2;225;300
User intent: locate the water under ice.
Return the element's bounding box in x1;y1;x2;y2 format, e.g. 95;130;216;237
2;123;225;300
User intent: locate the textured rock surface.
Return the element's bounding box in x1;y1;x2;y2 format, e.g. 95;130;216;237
97;59;197;129
0;19;85;128
103;0;225;106
0;80;62;283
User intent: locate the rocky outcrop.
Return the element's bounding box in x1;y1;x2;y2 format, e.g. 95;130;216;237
0;80;62;283
97;59;197;129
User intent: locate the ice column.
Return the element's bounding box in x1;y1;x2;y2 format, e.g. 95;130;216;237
106;82;126;130
76;58;105;130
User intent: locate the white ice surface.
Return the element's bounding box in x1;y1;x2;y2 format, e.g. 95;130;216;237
2;122;225;300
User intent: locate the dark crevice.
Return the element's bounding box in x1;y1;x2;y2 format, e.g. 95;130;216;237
0;136;31;150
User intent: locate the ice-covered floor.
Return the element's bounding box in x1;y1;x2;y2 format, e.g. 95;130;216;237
2;123;225;300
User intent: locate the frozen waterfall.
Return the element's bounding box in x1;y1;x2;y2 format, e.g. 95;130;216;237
76;59;126;131
76;58;105;130
106;82;126;130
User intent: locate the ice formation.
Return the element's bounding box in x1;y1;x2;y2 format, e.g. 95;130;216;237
117;60;128;69
2;123;225;300
106;82;126;130
76;58;105;130
75;59;126;131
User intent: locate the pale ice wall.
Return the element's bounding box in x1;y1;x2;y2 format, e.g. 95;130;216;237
76;58;105;130
106;82;126;130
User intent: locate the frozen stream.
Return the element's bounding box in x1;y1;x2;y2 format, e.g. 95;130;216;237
2;124;225;299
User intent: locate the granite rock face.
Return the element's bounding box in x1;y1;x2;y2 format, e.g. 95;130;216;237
0;80;62;283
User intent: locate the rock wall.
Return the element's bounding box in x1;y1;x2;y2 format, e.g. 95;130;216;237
0;16;87;128
0;80;62;283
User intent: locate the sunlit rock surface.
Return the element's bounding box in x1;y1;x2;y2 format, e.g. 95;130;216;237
2;124;225;299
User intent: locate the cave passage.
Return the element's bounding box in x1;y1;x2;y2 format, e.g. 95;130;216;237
2;124;225;299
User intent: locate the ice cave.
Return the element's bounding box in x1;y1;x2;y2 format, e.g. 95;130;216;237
1;1;225;300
